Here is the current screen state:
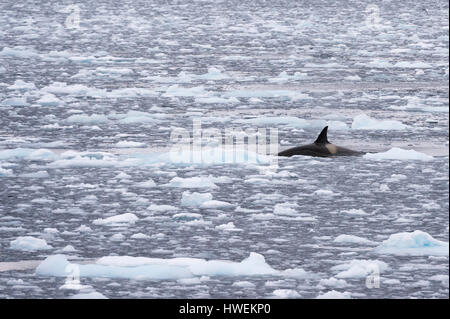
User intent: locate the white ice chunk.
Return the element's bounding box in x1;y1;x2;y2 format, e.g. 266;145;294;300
394;61;432;68
148;204;178;212
10;236;52;251
37;93;61;106
314;189;338;197
232;281;256;288
69;291;108;299
181;191;213;207
233;116;347;130
75;225;92;232
20;170;49;178
163;85;208;97
272;289;301;298
273;203;298;216
352;114;409;130
215;222;242;231
200;200;234;209
375;230;449;256
135;179;156;188
331;260;389;279
364;148;434;161
0;165;13;177
0;46;41;59
66;114;109;124
93;213;138;226
334;235;377;245
165;176;218;189
131;233;151;239
8;80;36;91
316;290;351;299
2;97;29;107
318;277;349;288
36;253;280;280
268;71;308;83
115;141;146;148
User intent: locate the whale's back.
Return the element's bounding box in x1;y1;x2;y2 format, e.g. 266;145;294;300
278;126;364;157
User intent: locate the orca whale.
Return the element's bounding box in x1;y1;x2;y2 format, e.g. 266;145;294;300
278;126;364;157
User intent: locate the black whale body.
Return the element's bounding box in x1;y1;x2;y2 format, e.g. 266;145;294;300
278;126;364;157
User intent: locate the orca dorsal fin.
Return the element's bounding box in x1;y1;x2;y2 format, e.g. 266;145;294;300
314;126;330;144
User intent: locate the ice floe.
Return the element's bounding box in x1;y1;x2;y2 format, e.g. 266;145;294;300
69;291;108;299
0;165;13;177
316;290;352;299
233;116;348;130
181;191;213;207
35;252;313;280
1;97;29;107
92;213;139;226
0;148;59;161
200;200;234;209
115;141;146;148
164;176;219;189
375;230;449;256
331;259;389;279
7;80;36;91
364;148;434;161
10;236;52;251
215;222;242;231
352;114;409;130
36;93;61;106
272;289;301;298
333;235;378;246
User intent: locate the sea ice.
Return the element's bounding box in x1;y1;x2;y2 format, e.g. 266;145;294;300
364;148;434;161
10;236;52;251
331;260;389;278
352;114;409;130
35;252;311;281
316;290;351;299
374;230;449;256
333;235;378;245
164;176;218;189
93;213;139;226
181;191;213;207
